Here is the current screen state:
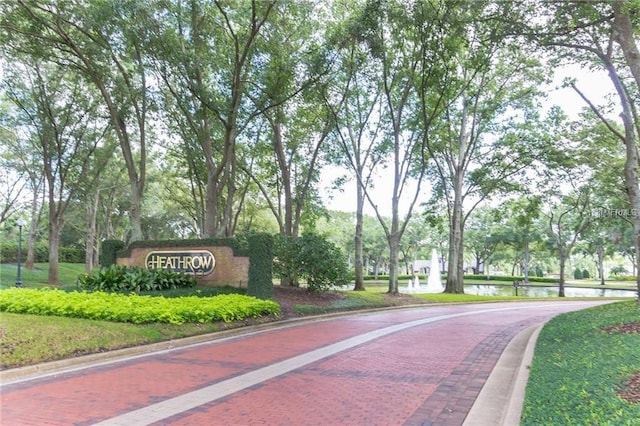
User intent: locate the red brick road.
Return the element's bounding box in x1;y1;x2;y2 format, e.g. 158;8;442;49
0;301;608;425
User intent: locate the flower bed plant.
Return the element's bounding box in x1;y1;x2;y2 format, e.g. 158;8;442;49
0;288;280;324
77;265;197;292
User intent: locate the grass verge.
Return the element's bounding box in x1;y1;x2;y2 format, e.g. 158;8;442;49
0;312;220;369
0;263;86;289
521;300;640;425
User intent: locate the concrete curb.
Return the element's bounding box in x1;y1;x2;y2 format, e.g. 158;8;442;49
463;322;544;425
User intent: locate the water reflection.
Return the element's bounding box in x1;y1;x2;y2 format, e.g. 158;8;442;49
464;284;637;298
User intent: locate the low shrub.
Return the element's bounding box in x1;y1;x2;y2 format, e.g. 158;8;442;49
0;288;280;324
614;275;638;282
296;234;350;292
0;242;72;263
78;265;196;292
573;268;583;279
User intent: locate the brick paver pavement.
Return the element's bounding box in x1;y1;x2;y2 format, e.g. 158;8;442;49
0;301;609;425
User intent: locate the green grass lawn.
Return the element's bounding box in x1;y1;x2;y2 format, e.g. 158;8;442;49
521;300;640;425
0;263;86;289
0;312;221;368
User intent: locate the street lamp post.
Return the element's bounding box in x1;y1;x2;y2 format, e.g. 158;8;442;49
15;217;25;288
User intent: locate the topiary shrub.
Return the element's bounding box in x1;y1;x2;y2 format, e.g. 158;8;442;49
100;240;126;267
582;269;590;279
247;233;274;300
574;268;583;279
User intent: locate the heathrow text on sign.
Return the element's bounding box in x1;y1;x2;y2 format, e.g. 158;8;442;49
145;250;216;275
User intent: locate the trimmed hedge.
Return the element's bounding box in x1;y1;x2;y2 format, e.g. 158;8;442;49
100;240;126;267
362;274;433;282
118;237;249;259
1;242;83;263
0;288;280;324
247;233;274;300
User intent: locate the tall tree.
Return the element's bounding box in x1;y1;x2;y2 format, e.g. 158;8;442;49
323;0;387;291
347;0;441;294
3;62;110;284
422;1;544;293
500;196;543;282
524;0;640;302
1;1;156;242
150;0;277;238
546;189;593;296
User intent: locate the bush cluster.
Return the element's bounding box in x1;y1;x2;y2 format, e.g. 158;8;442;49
573;268;592;279
362;274;435;282
0;288;280;324
363;274;560;284
275;233;350;292
78;265;196;292
0;242;84;263
613;275;638;282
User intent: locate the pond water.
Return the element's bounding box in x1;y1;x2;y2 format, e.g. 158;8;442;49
400;283;638;298
464;284;637;298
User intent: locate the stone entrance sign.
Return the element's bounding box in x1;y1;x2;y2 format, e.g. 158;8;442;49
118;245;248;288
145;250;216;275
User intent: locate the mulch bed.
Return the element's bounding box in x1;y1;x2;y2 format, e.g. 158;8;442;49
273;284;349;318
272;284;428;318
602;321;640;404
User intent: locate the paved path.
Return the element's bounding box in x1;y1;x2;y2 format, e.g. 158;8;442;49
0;301;609;425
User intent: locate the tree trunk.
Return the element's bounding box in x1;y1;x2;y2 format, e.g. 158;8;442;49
445;171;465;294
353;183;365;291
128;179;143;242
558;251;566;297
523;238;530;283
611;2;640;305
612;1;640;91
47;207;61;286
387;232;401;294
85;192;99;273
598;244;605;285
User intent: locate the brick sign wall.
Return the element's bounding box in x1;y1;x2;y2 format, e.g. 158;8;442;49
117;245;249;288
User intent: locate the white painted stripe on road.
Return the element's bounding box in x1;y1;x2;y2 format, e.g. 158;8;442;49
94;305;543;426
